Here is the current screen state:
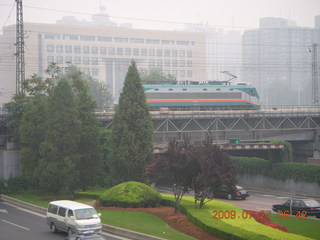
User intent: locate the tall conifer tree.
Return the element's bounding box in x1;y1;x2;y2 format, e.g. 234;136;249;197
109;61;154;184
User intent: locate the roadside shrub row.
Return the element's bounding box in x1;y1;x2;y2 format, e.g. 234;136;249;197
232;156;271;176
161;194;310;240
233;156;320;185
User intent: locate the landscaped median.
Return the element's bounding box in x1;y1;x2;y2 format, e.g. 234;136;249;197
161;194;314;240
2;192;317;240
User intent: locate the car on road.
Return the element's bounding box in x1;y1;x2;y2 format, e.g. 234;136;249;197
213;185;249;200
272;198;320;218
65;232;106;240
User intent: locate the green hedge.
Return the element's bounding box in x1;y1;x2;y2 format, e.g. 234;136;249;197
161;194;311;240
99;181;162;208
232;156;271;176
273;162;320;185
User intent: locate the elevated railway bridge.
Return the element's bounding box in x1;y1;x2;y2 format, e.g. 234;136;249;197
1;106;320;159
97;106;320;159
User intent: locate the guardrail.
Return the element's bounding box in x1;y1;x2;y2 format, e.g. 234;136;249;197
0;194;164;240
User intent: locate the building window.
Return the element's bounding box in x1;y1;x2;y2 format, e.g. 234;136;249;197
149;59;156;67
187;70;193;78
56;45;63;53
157;59;163;67
80;35;95;41
149;49;155;56
65;45;72;53
74;57;81;64
171;70;178;77
83;68;90;74
187;60;192;67
161;40;175;45
157;49;163;57
74;46;81;54
172;60;178;67
164;49;170;57
117;48;123;55
187;50;192;58
97;36;112;42
92;68;98;76
179;60;185;67
83;46;89;54
164;60;170;67
179;50;185;57
109;47;115;55
63;34;78;40
56;56;63;64
125;48;131;56
131;38;144;43
66;56;72;64
47;45;54;53
47;56;54;63
141;48;147;56
92;46;98;54
115;37;128;43
146;39;160;44
177;40;189;45
133;48;139;56
92;57;98;65
83;57;90;65
172;50;178;57
180;70;185;77
100;47;106;54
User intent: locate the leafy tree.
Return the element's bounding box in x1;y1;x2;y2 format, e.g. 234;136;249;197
140;67;177;84
145;138;197;213
192;136;237;208
109;61;154;184
70;74;103;190
39;80;81;194
19;95;48;187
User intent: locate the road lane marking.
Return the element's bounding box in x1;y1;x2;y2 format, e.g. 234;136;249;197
1;220;30;231
0;209;8;213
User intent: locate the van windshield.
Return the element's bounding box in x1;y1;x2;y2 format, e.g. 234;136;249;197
74;208;98;220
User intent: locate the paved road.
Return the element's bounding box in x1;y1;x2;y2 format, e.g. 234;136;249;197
0;202;128;240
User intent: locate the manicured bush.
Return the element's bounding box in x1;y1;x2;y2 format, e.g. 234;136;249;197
99;181;161;208
273;162;320;184
232;156;271;176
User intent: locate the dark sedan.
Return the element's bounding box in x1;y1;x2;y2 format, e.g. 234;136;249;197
213;185;249;200
272;198;320;218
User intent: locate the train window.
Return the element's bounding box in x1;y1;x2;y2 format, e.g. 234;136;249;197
169;88;173;91
155;88;159;91
230;88;234;91
216;88;220;91
182;88;187;91
203;88;207;91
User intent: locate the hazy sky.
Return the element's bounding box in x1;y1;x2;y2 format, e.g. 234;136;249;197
0;0;320;31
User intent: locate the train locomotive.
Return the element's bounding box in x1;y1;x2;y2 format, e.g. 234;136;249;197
143;82;260;111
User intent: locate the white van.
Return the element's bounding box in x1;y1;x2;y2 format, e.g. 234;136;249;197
46;200;102;235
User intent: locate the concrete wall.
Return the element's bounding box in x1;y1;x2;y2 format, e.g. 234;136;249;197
0;150;22;180
237;174;320;197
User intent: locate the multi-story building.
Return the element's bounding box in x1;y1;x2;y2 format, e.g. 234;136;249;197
184;23;242;82
242;17;320;106
0;14;206;105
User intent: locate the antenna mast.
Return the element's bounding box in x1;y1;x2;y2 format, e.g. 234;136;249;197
15;0;25;93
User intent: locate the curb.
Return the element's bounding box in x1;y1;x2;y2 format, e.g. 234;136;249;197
0;194;164;240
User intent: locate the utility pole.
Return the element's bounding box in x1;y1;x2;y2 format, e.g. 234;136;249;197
15;0;25;94
311;43;319;105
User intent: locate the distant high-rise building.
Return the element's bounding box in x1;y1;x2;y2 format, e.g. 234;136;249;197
242;17;320;105
184;23;242;82
0;14;206;105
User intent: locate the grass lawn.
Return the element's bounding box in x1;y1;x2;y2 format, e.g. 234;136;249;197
99;209;195;240
270;214;320;240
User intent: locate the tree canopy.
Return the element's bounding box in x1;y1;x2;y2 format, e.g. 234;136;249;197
109;61;154;184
